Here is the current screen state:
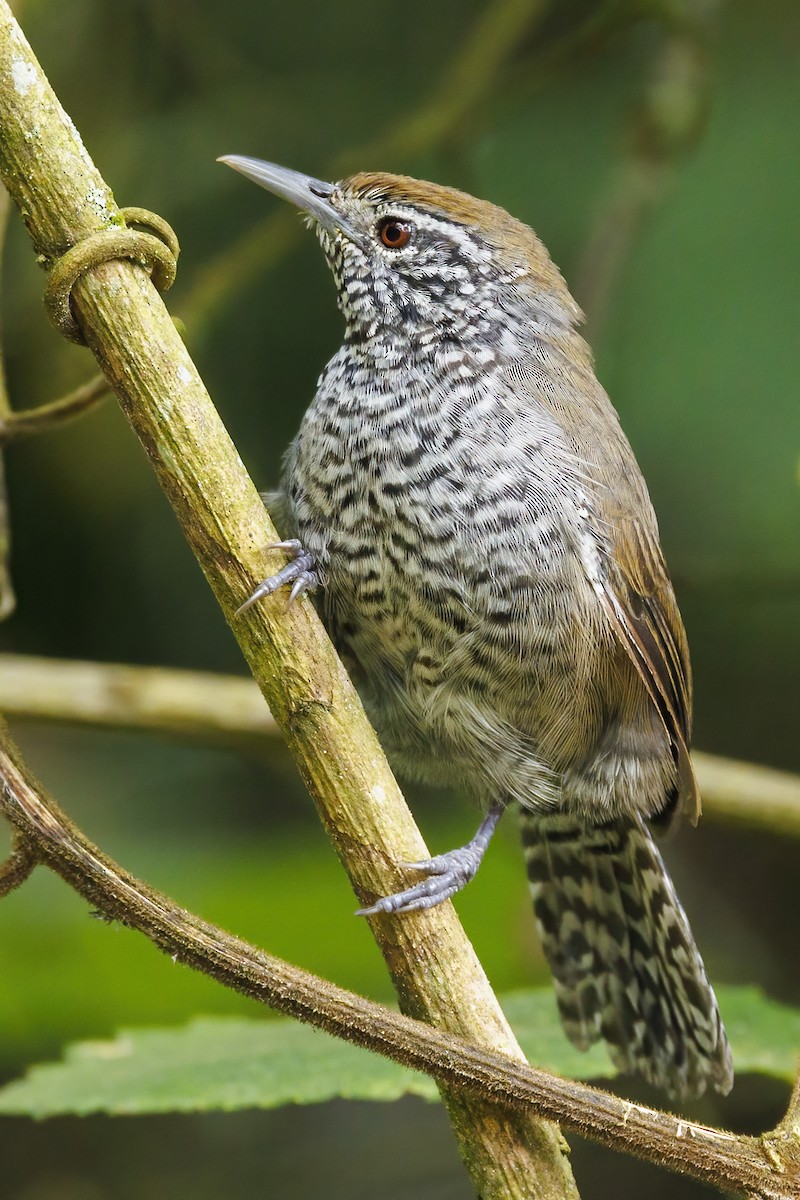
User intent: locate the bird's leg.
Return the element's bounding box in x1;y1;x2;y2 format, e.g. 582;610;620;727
356;801;505;916
236;539;318;615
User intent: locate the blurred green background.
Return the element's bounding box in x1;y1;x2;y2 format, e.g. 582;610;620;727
0;0;798;1196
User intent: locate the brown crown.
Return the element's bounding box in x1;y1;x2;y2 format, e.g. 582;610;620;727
341;171;579;317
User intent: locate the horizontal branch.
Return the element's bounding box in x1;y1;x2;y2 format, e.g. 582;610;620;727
2;724;797;1200
691;752;800;838
0;654;277;746
3;654;798;837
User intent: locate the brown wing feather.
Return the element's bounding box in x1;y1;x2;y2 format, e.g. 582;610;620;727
512;328;699;823
599;516;700;825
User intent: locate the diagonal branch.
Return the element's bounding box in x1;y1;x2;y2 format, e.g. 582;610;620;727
0;5;574;1197
575;2;718;339
1;722;797;1200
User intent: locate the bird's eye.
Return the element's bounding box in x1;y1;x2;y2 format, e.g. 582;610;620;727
378;217;413;249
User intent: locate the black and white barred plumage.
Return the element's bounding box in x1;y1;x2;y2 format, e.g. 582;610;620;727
223;157;733;1097
522;814;730;1095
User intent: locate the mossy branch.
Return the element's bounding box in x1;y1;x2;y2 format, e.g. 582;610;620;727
0;4;575;1197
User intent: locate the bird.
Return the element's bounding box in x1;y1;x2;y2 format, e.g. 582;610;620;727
220;154;733;1099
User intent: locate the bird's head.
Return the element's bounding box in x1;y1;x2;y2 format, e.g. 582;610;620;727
220;156;582;352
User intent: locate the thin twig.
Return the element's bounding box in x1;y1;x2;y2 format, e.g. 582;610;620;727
1;724;798;1200
0;827;36;896
0;372;109;443
338;0;550;167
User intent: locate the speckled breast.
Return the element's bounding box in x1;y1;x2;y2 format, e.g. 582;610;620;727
281;346;601;759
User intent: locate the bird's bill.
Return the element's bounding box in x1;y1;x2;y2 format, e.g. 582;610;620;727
218;155;361;244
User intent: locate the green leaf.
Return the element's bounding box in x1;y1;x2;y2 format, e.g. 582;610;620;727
0;823;537;1071
715;986;800;1080
0;989;604;1119
0;1018;436;1118
510;984;800;1085
0;986;796;1119
503;989;616;1081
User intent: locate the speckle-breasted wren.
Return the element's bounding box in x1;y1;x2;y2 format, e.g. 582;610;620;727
221;154;733;1099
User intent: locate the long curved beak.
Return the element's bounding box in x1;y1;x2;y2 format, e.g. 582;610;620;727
218;155;361;245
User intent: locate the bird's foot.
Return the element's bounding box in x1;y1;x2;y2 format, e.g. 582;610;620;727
356;802;505;916
236;539;318;615
356;845;485;915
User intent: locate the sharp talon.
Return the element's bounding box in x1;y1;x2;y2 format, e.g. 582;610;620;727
355;854;474;915
353;805;505;917
288;576;308;604
235;585;271;617
236;539;318;615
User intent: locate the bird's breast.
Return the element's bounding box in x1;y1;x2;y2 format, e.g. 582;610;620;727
284;352;601;678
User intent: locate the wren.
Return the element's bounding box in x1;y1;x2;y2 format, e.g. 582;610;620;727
221;155;733;1099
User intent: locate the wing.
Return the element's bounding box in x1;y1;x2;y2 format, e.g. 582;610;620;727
506;328;699;823
597;515;700;825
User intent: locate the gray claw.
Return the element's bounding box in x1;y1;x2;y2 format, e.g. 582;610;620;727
356;880;461;916
355;802;505;918
356;845;485;917
236;539;318;616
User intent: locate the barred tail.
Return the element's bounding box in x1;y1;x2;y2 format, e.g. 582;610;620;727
520;812;733;1098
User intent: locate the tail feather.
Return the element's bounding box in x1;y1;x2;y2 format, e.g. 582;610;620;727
520;812;733;1098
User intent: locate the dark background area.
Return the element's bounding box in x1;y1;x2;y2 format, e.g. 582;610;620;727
0;0;798;1196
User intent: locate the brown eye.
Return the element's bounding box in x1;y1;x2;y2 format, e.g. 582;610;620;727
378;217;413;249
